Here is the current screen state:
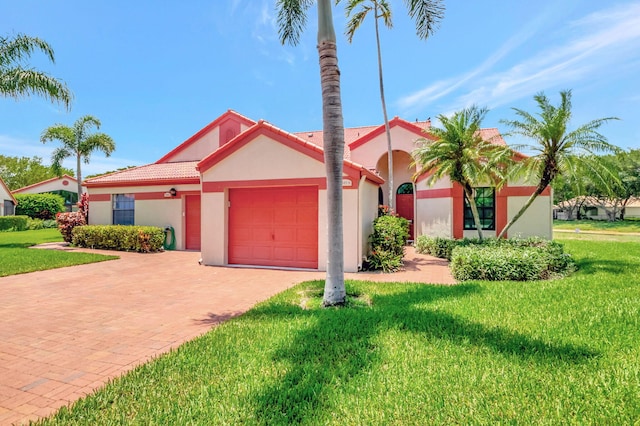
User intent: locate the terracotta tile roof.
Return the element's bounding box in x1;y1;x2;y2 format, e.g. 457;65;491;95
84;161;200;187
295;120;506;147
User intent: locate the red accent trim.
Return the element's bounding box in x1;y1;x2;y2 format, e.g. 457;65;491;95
89;194;110;202
500;185;551;197
156;110;256;164
452;183;464;239
12;174;78;193
134;192;178;200
203;177;327;192
416;187;454;199
349;116;436;151
496;187;508;239
179;190;201;196
84;177;200;188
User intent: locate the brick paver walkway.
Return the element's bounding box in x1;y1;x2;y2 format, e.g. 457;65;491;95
0;246;454;425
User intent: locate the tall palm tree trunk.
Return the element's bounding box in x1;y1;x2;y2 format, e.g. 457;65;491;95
318;0;346;306
463;186;484;240
76;153;83;199
374;3;394;210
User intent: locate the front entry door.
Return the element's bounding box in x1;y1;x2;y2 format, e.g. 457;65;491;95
396;183;415;240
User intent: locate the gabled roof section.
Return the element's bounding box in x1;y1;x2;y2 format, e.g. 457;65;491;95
156;110;256;164
197;120;384;185
349;117;436;150
12;174;79;194
84;162;200;188
0;177;17;205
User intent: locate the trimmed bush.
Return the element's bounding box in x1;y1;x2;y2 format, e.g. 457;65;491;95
367;214;410;272
416;235;576;281
56;212;86;243
72;225;165;253
14;193;65;219
0;215;29;232
451;246;549;281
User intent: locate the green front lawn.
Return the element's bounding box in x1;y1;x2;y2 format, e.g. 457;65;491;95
554;219;640;233
0;229;118;277
39;236;640;424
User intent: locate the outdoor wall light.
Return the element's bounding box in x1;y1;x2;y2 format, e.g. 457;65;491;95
169;188;177;197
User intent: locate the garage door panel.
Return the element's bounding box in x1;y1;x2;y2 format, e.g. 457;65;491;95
229;186;318;269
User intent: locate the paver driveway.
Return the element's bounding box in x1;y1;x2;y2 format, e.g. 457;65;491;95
0;247;453;425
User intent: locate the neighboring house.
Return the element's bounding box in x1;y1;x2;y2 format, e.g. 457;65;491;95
84;110;552;272
12;175;83;211
0;177;17;216
555;196;640;221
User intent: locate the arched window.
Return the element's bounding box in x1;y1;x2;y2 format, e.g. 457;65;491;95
396;182;414;195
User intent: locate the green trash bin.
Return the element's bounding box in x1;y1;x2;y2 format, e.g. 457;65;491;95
163;226;176;250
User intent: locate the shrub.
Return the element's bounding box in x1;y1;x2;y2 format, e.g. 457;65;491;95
366;214;410;272
27;218;44;230
0;215;29;232
56;212;86;242
14;193;65;219
416;235;576;281
72;225;165;253
451;246;549;281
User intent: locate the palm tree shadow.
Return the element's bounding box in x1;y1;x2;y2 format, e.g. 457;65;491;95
250;283;598;424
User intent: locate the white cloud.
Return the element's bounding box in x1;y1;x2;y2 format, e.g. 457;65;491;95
398;2;640;114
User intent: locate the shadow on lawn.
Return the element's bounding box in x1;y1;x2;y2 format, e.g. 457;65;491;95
249;281;598;424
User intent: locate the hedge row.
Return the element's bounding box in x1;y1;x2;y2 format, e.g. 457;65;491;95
14;193;65;219
72;225;165;253
415;235;576;281
0;215;29;232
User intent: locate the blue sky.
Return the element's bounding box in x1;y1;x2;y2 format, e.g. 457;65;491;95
2;1;640;176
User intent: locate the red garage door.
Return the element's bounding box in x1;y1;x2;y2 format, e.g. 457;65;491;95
185;195;201;250
229;186;318;269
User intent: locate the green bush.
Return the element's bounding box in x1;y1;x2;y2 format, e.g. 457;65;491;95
416;235;576;281
14;193;65;219
366;214;410;272
451;246;549;281
72;225;165;253
0;215;29;232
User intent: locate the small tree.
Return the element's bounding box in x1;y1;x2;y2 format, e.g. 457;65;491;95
497;90;619;238
413;106;512;240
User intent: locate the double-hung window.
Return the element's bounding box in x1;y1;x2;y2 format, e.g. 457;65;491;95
113;194;134;225
463;187;495;230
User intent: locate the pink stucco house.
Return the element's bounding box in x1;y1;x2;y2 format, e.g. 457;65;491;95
84;110;552;272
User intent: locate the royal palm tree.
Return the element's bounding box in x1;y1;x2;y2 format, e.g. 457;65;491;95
276;0;347;306
0;33;72;110
497;90;619;238
344;0;443;210
413;106;512;240
41;115;115;197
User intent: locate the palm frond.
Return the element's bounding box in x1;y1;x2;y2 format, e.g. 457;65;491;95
276;0;314;46
0;68;72;109
404;0;444;40
0;33;55;66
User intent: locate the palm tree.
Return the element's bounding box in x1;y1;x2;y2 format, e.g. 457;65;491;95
344;0;444;210
276;0;347;306
0;33;72;110
496;90;619;238
41;115;115;197
413;106;512;240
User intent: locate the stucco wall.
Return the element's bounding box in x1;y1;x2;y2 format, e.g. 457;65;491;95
200;192;226;265
202;135;326;182
87;184;200;250
416;197;452;238
359;178;379;266
350;126;422;168
169;128;219;162
507;195;552;239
